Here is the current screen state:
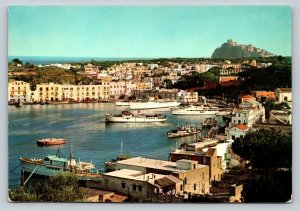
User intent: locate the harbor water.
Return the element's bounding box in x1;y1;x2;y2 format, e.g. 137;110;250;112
8;103;224;187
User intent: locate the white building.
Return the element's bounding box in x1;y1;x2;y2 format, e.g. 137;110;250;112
230;99;265;127
177;90;198;103
226;124;250;140
274;88;292;103
8;81;32;102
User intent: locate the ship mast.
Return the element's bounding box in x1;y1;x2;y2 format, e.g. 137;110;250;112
69;144;73;171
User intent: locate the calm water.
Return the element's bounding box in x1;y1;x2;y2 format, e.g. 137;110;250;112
8;103;224;187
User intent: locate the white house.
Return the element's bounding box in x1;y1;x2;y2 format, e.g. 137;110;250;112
177;90;198;103
274;88;292;103
226;124;250;140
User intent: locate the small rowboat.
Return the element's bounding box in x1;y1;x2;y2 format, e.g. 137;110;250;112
37;138;66;146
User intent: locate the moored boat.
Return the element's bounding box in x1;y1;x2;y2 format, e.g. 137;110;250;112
115;101;130;106
37;138;66;146
171;105;219;115
19;147;98;178
167;123;200;138
105;110;167;123
129;100;180;110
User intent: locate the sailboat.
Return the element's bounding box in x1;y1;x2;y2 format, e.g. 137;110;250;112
104;141;130;172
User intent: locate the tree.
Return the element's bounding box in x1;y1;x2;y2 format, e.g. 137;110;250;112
9;173;87;202
232;129;292;170
242;170;292;202
12;58;23;64
232;129;292;202
163;79;173;89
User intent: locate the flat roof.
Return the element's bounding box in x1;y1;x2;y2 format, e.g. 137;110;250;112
188;139;219;149
117;157;207;173
105;169;165;183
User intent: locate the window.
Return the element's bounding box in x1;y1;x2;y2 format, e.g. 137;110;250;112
121;182;126;189
284;96;288;101
138;185;142;192
194;184;196;190
184;178;187;185
180;184;183;191
132;184;136;191
193;164;196;169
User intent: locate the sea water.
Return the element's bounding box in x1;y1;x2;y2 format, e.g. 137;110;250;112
8;103;224;187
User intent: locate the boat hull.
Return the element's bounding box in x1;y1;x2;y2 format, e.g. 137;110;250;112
20;159;65;177
171;110;218;115
36;138;66;146
129;101;180;110
115;101;130;106
167;130;200;138
105;115;167;123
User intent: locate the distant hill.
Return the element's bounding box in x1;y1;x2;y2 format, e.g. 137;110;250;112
212;39;275;59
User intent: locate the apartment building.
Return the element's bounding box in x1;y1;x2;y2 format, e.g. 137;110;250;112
8;80;32;102
115;157;210;195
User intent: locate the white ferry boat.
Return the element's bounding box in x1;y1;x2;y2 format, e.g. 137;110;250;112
171;105;219;115
129;101;180;110
105;110;167;123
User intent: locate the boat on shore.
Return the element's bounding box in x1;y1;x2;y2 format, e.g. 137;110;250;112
105;110;167;123
19;147;97;178
129;100;180;110
37;138;66;146
167;123;200;138
171;105;219;115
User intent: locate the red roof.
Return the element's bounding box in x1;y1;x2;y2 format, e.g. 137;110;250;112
234;124;249;131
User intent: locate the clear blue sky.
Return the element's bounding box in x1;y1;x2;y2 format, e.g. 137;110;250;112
8;6;292;58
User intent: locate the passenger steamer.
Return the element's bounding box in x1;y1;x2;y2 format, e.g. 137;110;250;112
171;105;219;115
105;110;167;123
129;101;180;110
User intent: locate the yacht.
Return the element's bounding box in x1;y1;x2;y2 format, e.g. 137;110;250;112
171;105;219;115
129;100;180;110
105;110;167;123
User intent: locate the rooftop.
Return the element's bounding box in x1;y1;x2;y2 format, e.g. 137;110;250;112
105;169;165;183
230;124;249;131
187;139;219;149
275;88;292;93
116;157;207;173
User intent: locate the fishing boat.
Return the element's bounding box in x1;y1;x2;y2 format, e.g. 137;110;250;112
171;105;219;115
19;146;97;178
129;100;180;110
202;117;217;127
105;110;167;123
37;138;66;146
167;123;200;138
104;141;129;172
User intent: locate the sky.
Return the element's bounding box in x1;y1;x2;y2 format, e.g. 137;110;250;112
8;6;292;58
